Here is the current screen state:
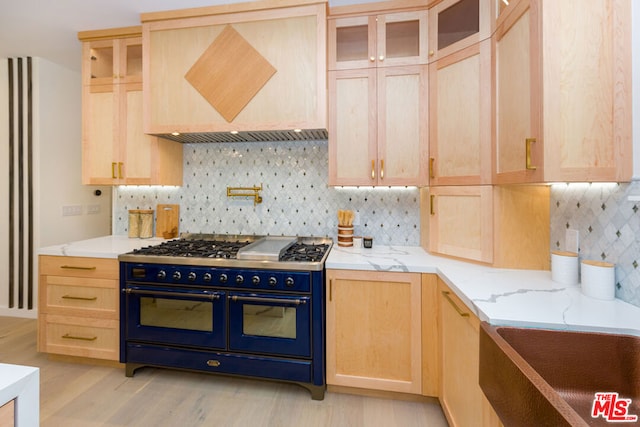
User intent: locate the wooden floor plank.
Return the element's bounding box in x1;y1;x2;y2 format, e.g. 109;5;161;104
0;317;448;426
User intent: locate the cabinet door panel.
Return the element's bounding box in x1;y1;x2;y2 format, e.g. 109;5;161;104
494;5;543;183
377;66;428;186
326;270;422;394
328;69;377;186
83;87;118;185
439;280;482;427
123;87;153;184
428;186;493;263
430;41;491;185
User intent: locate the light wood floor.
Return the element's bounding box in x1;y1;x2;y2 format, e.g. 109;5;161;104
0;317;448;427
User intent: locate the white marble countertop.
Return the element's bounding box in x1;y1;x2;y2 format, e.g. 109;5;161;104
38;236;640;336
39;235;167;259
327;245;640;337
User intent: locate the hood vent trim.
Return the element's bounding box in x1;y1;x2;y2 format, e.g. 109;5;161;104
157;129;328;144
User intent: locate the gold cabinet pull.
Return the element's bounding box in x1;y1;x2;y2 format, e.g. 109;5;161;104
442;291;469;317
429;157;435;179
62;333;97;341
329;279;333;302
62;295;97;301
378;55;384;61
111;162;117;179
430;195;435;215
118;162;124;179
380;159;384;180
61;265;97;271
371;160;376;180
370;56;376;62
429;50;435;57
525;138;537;170
207;360;221;367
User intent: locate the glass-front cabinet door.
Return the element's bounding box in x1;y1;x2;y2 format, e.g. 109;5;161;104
329;11;428;70
428;0;491;61
83;37;142;86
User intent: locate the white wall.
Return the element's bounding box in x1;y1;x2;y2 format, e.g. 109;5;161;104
34;58;111;248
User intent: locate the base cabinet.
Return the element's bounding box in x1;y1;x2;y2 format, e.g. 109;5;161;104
439;279;502;427
38;256;120;361
326;269;422;394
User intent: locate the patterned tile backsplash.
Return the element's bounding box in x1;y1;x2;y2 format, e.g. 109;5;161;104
550;182;640;307
114;140;421;246
113;140;640;308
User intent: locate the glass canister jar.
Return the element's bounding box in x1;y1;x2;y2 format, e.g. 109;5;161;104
128;210;141;238
139;210;154;238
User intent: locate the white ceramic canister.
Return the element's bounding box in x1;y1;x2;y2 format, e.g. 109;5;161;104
551;251;579;285
580;260;615;300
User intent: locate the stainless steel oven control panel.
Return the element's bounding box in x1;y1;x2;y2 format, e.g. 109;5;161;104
126;264;312;293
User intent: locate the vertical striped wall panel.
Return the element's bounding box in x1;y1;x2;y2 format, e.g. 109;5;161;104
3;57;35;311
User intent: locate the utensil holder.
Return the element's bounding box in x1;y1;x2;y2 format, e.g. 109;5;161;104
337;226;354;247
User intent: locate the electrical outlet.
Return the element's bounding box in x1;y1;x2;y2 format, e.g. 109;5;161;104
62;205;82;216
565;229;579;253
86;204;101;215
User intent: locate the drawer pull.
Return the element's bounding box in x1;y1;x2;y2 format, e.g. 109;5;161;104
207;360;221;367
442;291;469;317
60;265;97;271
62;295;98;301
62;333;97;341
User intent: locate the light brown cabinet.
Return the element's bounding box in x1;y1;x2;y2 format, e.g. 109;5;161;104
79;28;183;186
428;38;491;185
327;5;429;186
142;2;326;137
325;269;423;394
328;10;428;70
328;65;428;186
421;185;550;269
38;256;120;361
438;279;502;427
427;0;492;62
494;0;632;184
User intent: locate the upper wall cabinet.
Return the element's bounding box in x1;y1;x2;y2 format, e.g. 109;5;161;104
328;10;428;70
141;1;327;138
427;0;492;62
494;0;632;184
79;27;183;186
428;39;492;186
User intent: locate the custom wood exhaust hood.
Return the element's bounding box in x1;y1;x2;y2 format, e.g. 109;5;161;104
141;0;328;143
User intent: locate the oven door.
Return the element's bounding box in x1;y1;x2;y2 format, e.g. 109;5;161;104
228;292;311;358
125;285;226;349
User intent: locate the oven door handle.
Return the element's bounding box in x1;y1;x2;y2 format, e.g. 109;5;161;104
124;288;221;301
229;295;308;305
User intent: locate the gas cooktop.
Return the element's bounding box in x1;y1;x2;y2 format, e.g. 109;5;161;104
119;234;332;271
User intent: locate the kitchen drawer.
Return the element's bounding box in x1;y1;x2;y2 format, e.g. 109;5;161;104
39;256;118;279
38;314;119;361
42;275;118;318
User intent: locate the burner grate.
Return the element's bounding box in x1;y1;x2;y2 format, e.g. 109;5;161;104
132;239;253;259
280;243;330;262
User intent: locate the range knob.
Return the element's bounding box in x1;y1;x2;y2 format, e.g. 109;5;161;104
268;277;277;287
285;277;295;288
157;270;167;280
252;276;260;285
203;272;212;282
235;274;244;285
219;274;228;284
172;271;182;281
188;272;197;281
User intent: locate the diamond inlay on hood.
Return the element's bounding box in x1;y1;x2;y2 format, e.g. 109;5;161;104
185;25;277;123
